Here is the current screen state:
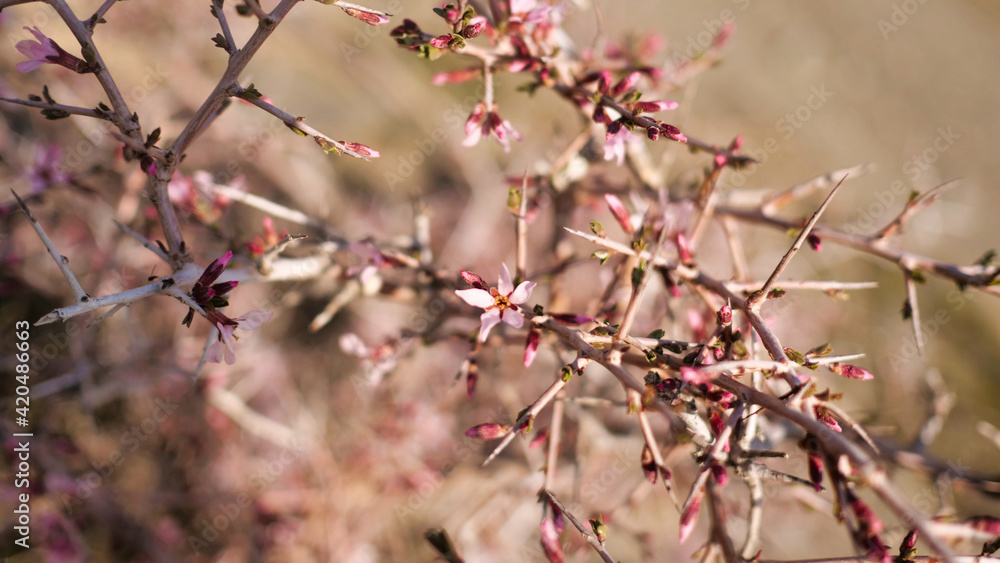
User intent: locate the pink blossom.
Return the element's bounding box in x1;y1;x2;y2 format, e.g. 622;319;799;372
509;0;551;25
27;144;72;193
603;124;637;166
462;104;524;152
206;310;274;365
455;263;535;342
15;27;86;73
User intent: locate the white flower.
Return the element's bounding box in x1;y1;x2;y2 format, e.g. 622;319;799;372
455;264;535;342
206;310;274;365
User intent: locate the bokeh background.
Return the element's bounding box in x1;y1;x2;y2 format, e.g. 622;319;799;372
2;0;1000;561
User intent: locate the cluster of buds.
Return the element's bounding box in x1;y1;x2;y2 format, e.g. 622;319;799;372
183;251;273;364
462;101;523;152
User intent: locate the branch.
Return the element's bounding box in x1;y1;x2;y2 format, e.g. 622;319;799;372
13;190;89;302
0;96;107;119
747;175;848;312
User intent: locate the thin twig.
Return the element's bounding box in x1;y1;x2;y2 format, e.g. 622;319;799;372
540;491;617;563
903;269;926;357
481;375;570;467
747;175;849;312
12;190;90;302
235;89;376;160
211;0;238;55
0;96;107;119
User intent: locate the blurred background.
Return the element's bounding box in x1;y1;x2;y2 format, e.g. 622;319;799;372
1;0;999;561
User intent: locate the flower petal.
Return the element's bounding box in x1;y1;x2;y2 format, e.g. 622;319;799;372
456;288;495;308
509;280;535;304
497;263;514;295
478;309;502;341
501;308;525;329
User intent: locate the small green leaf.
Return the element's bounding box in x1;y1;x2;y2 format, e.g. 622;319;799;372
211;33;228;49
647;329;665;340
591;250;611;264
507;187;521;213
145;127;161;148
975;249;996;268
784;347;806;365
561;366;573;381
590;220;605;238
807;342;832;358
241;83;263;100
911;270;927;284
81;43;97;65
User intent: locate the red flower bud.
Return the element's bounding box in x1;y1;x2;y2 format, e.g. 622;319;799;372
465;423;510;440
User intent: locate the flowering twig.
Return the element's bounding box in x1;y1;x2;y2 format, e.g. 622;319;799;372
234;87;380;160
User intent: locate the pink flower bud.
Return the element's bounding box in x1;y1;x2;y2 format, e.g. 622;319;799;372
342;142;380;158
679;490;703;543
432;66;481;85
815;406;842;432
829;363;874;380
808;233;822;251
340;7;391;26
596;71;613;94
632;100;679;113
676;232;692;264
610;71;641;97
717;304;732;326
592;104;607;124
462;17;487;38
539;518;565;563
680;366;714;386
659;123;687;142
603;193;634;234
464;102;487;136
710;463;728;486
523;327;540;367
429;34;453;48
550;313;594;325
646;126;659;140
465;423;510;440
460;270;488;289
808;452;824;492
